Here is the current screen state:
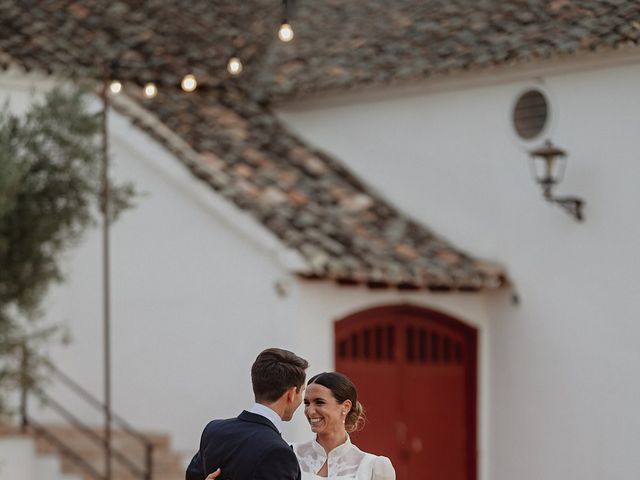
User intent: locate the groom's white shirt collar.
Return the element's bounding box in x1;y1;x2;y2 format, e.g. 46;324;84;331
249;402;283;434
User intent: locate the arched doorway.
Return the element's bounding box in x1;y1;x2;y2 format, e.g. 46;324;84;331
334;304;477;480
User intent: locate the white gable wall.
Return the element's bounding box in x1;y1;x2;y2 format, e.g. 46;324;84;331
94;107;301;453
1;72;495;470
277;60;640;479
0;74;302;456
6;58;638;478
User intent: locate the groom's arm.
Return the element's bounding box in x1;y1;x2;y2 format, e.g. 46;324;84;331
185;450;206;480
186;421;217;480
254;445;301;480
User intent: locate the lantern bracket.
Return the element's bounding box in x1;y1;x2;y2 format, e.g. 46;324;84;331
529;140;585;222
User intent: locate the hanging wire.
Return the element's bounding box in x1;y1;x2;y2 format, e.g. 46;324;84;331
102;0;292;97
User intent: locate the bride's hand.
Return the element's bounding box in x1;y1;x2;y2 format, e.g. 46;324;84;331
206;468;221;479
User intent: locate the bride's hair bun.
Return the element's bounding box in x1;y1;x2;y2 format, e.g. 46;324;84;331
345;400;366;433
306;371;367;433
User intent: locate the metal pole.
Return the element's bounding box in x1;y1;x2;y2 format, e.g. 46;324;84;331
100;74;112;480
20;344;28;432
145;443;153;480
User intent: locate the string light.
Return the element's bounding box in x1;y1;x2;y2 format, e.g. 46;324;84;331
143;82;158;98
181;74;197;92
279;0;294;42
227;57;243;75
109;80;122;94
278;22;294;42
104;2;298;95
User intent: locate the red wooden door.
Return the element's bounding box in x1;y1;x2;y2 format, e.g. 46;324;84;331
335;305;477;480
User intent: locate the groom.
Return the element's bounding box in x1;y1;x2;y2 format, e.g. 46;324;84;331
185;348;309;480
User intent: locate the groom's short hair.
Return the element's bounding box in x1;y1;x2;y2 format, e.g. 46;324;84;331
251;348;308;403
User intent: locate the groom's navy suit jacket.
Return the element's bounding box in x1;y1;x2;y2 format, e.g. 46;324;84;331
185;410;301;480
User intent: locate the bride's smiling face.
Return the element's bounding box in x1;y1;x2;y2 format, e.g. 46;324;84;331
304;383;351;435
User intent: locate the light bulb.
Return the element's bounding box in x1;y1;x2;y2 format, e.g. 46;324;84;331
278;22;294;42
181;74;197;92
227;57;243;75
109;80;122;94
143;82;158;98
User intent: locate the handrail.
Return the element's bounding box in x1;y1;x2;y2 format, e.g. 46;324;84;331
28;418;106;480
33;386;108;449
19;346;154;480
46;360;152;445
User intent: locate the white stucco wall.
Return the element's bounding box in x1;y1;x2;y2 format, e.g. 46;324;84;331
1;71;494;472
277;59;640;480
7;55;638;479
0;437;36;480
0;74;301;457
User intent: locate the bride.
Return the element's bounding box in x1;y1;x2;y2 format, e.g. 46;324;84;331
293;371;395;479
206;371;395;479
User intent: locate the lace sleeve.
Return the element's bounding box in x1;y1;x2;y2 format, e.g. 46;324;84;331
371;456;395;480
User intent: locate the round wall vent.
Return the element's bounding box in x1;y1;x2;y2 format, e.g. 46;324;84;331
512;89;549;140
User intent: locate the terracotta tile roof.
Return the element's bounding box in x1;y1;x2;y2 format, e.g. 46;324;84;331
0;0;546;291
116;86;506;291
256;0;640;102
0;0;278;89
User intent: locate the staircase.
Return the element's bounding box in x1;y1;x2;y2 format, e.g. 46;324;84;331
11;347;186;480
0;424;184;480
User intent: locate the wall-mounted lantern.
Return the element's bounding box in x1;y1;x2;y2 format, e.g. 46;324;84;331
529;140;585;222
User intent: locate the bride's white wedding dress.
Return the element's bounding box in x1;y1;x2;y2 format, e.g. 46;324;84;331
292;436;395;480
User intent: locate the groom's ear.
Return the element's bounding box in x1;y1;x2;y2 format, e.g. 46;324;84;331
287;385;300;401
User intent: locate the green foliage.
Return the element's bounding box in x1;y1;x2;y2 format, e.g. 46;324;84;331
0;87;134;417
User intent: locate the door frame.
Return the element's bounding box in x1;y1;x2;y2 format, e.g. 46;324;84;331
334;303;478;480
